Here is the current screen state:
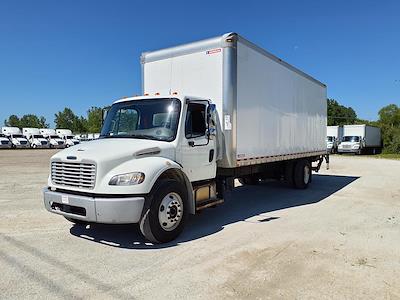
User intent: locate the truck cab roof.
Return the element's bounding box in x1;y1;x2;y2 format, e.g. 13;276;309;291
113;95;209;105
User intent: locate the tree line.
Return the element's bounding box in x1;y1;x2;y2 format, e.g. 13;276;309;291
4;101;400;153
328;99;400;154
4;106;104;134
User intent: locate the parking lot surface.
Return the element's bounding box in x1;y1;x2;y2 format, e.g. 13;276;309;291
0;150;399;299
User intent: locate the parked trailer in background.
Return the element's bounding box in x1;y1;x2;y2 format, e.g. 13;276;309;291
23;128;50;148
0;133;12;148
326;126;343;153
56;129;80;147
1;127;30;148
40;129;66;149
44;32;327;243
338;124;382;154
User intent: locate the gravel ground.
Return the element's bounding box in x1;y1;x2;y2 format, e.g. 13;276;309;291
0;149;399;299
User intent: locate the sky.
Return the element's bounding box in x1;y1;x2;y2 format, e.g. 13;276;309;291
0;0;399;126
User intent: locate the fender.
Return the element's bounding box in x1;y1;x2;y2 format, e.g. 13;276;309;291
96;157;194;213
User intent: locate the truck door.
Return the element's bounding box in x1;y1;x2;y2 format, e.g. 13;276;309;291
180;101;216;182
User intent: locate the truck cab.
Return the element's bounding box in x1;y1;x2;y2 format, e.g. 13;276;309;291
1;127;30;148
40;128;66;149
326;136;337;153
56;129;80;147
44;95;218;243
0;133;12;148
23;128;50;148
338;136;363;154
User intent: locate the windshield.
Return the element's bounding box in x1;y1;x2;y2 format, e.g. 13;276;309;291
13;134;23;138
326;136;334;142
100;98;181;142
33;135;44;138
342;136;360;142
50;135;59;139
0;134;5;138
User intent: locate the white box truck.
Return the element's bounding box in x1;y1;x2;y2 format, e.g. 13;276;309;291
23;128;50;148
0;133;12;149
56;129;80;147
40;128;66;149
338;124;382;154
1;127;30;148
43;33;327;243
326;125;343;153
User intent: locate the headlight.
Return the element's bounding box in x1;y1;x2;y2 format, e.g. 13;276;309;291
352;144;360;149
109;172;145;186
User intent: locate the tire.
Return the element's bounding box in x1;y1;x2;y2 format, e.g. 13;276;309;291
64;217;88;226
293;159;311;189
140;179;187;243
238;176;259;185
284;161;295;187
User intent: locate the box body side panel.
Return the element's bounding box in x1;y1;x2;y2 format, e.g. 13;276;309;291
236;41;327;160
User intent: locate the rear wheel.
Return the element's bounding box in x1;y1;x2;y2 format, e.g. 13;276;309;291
293;159;311;189
140;179;187;243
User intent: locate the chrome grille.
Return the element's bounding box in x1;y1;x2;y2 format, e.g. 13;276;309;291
343;145;352;149
51;161;96;189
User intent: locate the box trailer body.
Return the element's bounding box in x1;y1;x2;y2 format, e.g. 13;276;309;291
1;127;30;148
40;128;66;149
56;129;80;147
143;33;327;168
44;33;328;243
326;126;343;153
338;124;381;154
23;127;50;148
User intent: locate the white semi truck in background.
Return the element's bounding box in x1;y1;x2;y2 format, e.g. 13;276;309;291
326;125;343;153
0;133;12;148
43;33;327;243
23;128;50;148
1;127;30;148
56;129;80;147
338;124;382;154
40;128;66;149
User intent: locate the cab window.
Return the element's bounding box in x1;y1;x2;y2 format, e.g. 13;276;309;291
185;103;206;138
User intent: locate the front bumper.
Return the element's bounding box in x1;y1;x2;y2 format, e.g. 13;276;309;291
50;144;66;149
43;189;145;224
338;148;358;153
14;144;30;148
0;144;12;148
34;144;50;149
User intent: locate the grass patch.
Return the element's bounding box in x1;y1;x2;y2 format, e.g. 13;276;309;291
365;153;400;160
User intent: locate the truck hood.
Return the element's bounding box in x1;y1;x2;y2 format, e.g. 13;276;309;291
51;138;175;165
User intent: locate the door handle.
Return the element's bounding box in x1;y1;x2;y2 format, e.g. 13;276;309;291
209;149;214;162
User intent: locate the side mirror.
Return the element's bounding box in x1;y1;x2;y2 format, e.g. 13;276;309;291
102;108;109;126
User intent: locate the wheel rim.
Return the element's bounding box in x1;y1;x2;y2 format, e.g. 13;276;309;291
158;192;183;231
303;165;310;184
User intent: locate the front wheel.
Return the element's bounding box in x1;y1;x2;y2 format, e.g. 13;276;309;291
140;179;187;243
